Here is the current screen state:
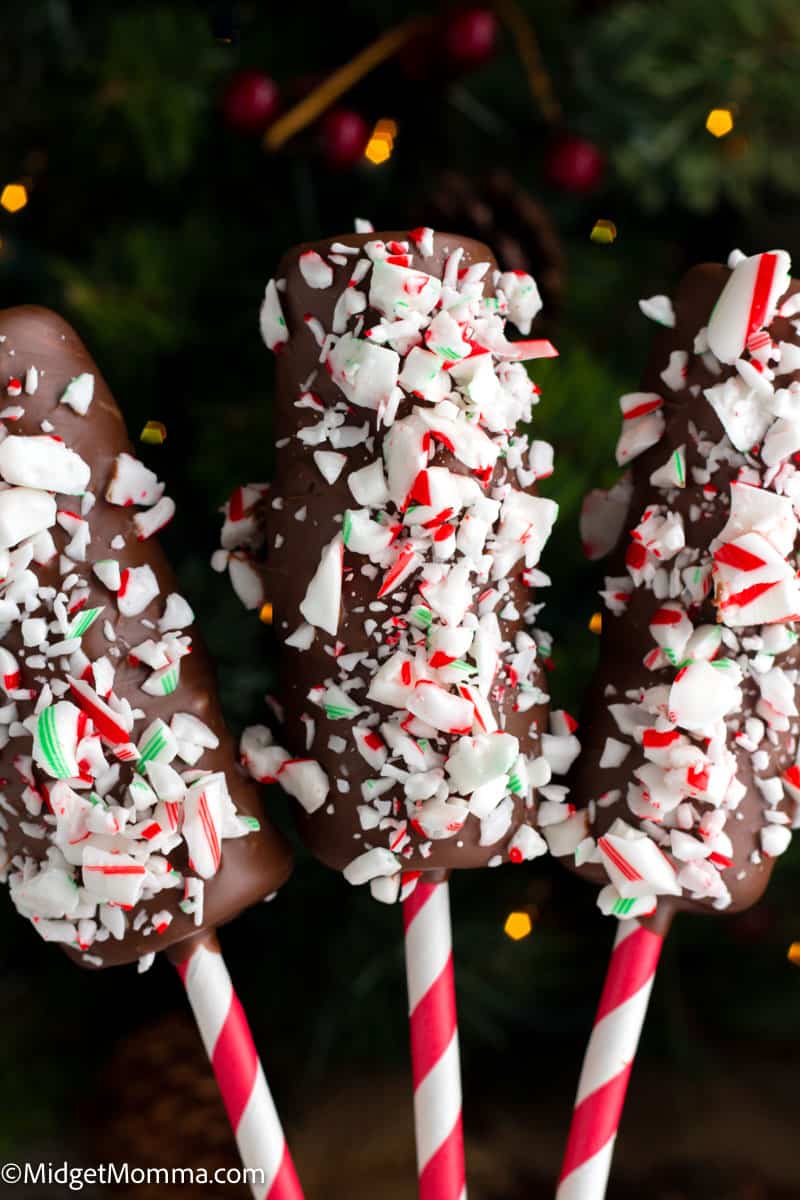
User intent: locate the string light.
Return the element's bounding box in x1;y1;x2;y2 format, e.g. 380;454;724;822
259;602;274;625
140;420;167;445
787;942;800;966
589;612;602;635
1;184;27;213
364;118;398;165
706;108;734;138
504;911;533;941
590;219;617;245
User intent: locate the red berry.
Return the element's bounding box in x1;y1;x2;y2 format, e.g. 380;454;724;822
545;134;605;194
445;7;497;70
320;108;370;170
222;70;280;133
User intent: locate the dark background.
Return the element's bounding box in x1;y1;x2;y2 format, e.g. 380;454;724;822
1;2;799;1196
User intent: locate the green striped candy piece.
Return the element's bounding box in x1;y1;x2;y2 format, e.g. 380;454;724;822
673;449;686;485
508;773;522;794
241;815;261;832
412;606;432;628
68;607;103;639
430;343;463;361
136;724;170;774
158;665;180;695
613;897;636;916
342;511;353;546
325;704;356;720
37;708;73;779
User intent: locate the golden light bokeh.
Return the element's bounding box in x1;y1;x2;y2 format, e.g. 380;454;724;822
504;911;533;941
365;119;398;165
1;183;28;213
706;108;734;138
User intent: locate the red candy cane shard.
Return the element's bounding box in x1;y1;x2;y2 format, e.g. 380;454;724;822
556;920;664;1200
403;881;466;1200
175;938;304;1200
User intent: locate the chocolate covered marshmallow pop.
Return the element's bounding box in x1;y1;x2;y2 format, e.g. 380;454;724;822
215;226;581;1200
556;251;800;1200
0;307;301;1199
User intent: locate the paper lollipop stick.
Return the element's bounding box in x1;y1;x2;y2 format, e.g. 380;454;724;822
556;918;666;1200
403;879;466;1200
171;932;304;1200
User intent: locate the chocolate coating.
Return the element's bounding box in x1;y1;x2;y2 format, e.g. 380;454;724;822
0;306;292;967
569;263;800;928
264;231;552;876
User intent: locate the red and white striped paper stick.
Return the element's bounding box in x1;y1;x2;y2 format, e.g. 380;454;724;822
171;932;304;1200
556;918;665;1200
403;879;467;1200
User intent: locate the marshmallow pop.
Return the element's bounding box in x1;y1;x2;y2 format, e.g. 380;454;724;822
0;307;301;1200
557;251;800;1200
217;227;580;1200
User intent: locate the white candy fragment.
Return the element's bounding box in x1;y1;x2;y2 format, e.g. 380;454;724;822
327;334;400;412
105;453;163;507
11;863;80;919
761;824;792;857
133;496;175;541
33;701;82;779
406;681;474;734
183;775;228;878
445;733;519;794
508;823;548;862
277;758;329;814
299;534;342;636
159;593;194;632
59;373;94;415
259;278;289;352
228;555;265;611
343;846;400;886
299;250;334;290
348;459;390;507
704;376;771;453
369;260;442;319
313;450;347;484
707;250;791;364
668;660;743;731
597;826;681;898
0;436;90;494
82;848;146;906
118;564;160;617
240;724;289;782
0;487;56;549
615;394;665;465
497;271;542;334
580;475;633;560
638;295;675;327
93;559;121;591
